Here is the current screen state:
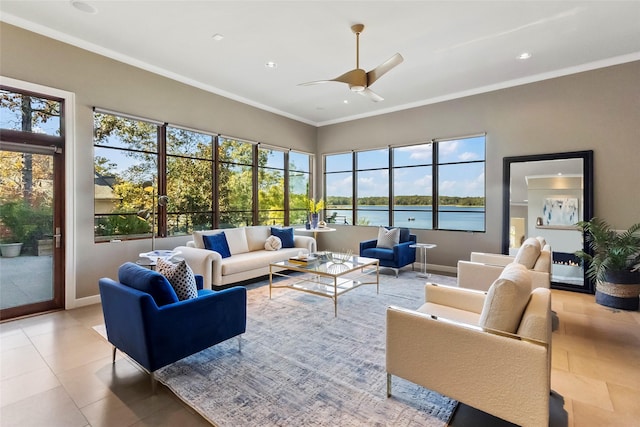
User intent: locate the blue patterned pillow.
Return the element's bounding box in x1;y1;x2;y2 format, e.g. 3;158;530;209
157;258;198;301
271;227;294;248
203;232;231;258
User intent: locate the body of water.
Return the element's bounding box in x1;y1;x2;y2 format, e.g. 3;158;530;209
326;205;485;231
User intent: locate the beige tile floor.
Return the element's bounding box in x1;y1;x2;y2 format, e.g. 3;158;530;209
0;290;638;427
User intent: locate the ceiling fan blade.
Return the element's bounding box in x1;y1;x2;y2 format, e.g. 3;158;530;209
366;53;404;86
299;69;365;87
298;80;333;86
357;88;384;102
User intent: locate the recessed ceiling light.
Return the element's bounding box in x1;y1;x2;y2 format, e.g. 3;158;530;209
265;61;277;69
212;33;224;41
518;52;532;60
343;100;349;104
71;0;97;14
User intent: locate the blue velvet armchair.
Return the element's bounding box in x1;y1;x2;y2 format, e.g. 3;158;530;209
359;228;417;277
98;262;247;389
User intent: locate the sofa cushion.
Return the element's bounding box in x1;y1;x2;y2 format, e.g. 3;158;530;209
203;232;232;258
223;227;250;255
516;288;551;342
271;227;295;248
156;258;198;301
361;247;394;261
265;235;282;251
479;263;532;333
514;237;541;269
377;226;400;249
533;246;552;273
193;230;221;249
118;262;178;307
246;226;270;251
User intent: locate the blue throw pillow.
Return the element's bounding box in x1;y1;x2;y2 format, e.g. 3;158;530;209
203;232;231;258
118;262;179;307
271;227;295;248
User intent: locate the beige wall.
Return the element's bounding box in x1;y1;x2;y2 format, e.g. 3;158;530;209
318;61;640;268
1;23;316;299
2;22;639;301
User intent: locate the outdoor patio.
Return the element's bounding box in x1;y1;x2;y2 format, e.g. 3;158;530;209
0;255;53;310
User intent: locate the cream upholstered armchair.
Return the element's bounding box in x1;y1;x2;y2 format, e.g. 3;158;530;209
457;236;552;291
386;263;552;427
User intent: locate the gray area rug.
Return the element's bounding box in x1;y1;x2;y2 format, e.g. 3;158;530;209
155;270;459;426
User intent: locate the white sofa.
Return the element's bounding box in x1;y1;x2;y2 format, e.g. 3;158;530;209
457;236;552;291
174;226;316;289
387;263;552;427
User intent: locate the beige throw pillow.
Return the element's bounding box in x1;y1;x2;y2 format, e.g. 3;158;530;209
478;263;532;333
376;227;400;249
264;235;282;251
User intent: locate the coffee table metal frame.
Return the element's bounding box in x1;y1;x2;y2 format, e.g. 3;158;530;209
269;255;379;316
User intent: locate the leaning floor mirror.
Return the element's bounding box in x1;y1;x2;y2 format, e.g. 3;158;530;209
502;151;594;293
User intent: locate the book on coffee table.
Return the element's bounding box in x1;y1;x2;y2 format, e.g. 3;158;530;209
288;255;318;264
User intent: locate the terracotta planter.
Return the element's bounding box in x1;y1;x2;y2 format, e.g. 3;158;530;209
596;270;640;311
0;242;23;258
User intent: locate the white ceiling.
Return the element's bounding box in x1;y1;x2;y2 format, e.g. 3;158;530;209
2;1;639;126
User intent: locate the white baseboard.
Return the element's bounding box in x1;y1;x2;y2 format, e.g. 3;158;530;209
68;294;101;309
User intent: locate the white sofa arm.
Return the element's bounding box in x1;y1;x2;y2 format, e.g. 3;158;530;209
457;260;504;291
469;252;514;266
386;306;549;427
457;261;550;291
174;246;221;290
424;283;486;313
294;235;316;253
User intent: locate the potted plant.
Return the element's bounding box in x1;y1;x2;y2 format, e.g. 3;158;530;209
0;201;51;257
575;217;640;310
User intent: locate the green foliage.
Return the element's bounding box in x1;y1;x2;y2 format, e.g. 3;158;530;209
94;214;151;238
0;201;52;253
326;195;485;207
575;217;640;282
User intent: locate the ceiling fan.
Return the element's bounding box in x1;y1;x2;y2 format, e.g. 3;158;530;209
299;24;403;102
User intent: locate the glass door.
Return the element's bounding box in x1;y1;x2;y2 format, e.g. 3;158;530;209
0;87;65;320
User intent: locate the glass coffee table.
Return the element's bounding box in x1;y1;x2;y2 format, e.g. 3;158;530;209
269;255;379;316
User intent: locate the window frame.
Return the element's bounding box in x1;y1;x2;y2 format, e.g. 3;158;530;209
92;110;314;242
323;134;485;232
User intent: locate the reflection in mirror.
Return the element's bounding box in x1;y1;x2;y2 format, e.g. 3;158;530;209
503;151;594;293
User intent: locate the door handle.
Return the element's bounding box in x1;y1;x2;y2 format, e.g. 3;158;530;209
54;227;62;248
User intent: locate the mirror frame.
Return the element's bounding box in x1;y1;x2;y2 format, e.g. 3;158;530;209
502;150;594;293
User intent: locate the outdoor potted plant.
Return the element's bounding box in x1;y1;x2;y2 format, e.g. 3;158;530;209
0;201;51;258
575;217;640;310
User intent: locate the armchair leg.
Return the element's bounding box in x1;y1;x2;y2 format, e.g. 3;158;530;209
112;346;116;364
237;335;242;352
393;268;399;278
386;373;392;397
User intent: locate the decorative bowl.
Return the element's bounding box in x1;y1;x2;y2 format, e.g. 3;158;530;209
329;250;353;264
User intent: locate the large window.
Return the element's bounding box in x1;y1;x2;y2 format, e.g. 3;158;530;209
324;135;485;231
325;153;353;225
393;143;433;228
356;149;389;226
218;137;254;228
166;126;214;233
93;111;313;241
93;112;158;241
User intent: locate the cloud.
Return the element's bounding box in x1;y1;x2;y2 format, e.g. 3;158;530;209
459;151;478;161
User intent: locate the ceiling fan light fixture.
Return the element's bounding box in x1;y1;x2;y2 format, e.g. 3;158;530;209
350;85;365;92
